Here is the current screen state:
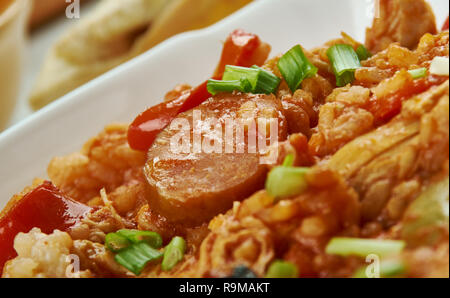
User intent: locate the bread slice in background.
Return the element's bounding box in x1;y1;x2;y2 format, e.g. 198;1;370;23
29;0;89;28
29;0;254;110
133;0;253;54
29;0;173;110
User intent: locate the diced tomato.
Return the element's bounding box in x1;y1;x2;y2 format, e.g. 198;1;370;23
367;75;448;124
442;16;449;31
0;181;91;272
127;29;270;152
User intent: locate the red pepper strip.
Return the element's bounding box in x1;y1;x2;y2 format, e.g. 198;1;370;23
442;16;449;31
213;29;263;77
0;181;91;272
366;75;448;125
127;96;187;152
178;80;213;114
128;29;269;152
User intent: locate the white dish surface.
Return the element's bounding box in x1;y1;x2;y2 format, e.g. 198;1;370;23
0;0;448;207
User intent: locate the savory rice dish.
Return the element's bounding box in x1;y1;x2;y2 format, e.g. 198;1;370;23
1;0;449;278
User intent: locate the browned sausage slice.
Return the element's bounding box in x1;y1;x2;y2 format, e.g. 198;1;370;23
145;93;287;225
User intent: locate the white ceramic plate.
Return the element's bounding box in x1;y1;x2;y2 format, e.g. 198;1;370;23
0;0;448;207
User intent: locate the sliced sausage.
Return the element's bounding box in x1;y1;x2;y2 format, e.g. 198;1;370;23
145;93;287;225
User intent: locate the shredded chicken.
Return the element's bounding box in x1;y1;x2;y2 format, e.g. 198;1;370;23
365;0;437;52
328;81;449;221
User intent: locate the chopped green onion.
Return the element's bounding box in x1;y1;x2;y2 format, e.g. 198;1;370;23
327;44;361;86
353;260;406;278
251;65;281;94
105;229;164;274
265;260;298;278
355;45;372;61
282;154;295;167
207;78;252;95
278;45;318;92
223;65;260;89
265;167;309;199
161;236;186;271
115;242;163;275
408;68;428;79
325;237;405;257
116;229;163;248
105;233;131;252
221;65;281;95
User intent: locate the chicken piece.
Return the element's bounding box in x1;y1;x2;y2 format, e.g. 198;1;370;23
328;81;449;221
69;205;134;244
308;86;373;157
145;93;288;225
194;215;275;277
365;0;437;53
309;104;374;157
72;240;130;277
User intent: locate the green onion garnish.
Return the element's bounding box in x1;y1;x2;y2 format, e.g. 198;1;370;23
282;154;295;167
220;65;281;95
327;44;361;86
408;68;428;79
266;167;309;199
265;155;308;199
161;236;186;271
265;260;298;278
105;229;164;275
207;78;252;95
223;65;260;89
115;242;163;275
251;65;281;94
352;260;406;278
105;233;131;252
325;237;406;257
278;45;318;92
116;229;163;248
355;45;372;61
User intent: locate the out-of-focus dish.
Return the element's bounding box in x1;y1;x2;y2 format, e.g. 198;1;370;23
0;0;449;278
29;0;253;110
0;0;29;130
28;0;85;27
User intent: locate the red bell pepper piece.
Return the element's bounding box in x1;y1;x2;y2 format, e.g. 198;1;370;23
0;181;91;272
442;16;449;31
127;29;270;152
127;96;187;152
213;29;264;77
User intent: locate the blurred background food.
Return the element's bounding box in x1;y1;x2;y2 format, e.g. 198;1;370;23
28;0;79;28
0;0;28;130
0;0;254;131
